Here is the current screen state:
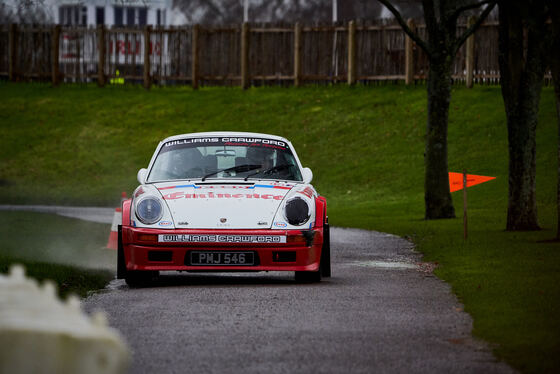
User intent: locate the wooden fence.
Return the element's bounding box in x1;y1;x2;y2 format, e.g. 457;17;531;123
0;19;516;88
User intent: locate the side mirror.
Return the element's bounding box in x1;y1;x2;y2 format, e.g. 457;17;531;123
302;167;313;184
137;168;148;184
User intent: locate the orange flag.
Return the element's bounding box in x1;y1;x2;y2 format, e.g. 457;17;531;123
449;172;496;192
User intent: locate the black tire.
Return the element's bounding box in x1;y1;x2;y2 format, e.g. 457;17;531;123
294;217;330;283
321;221;331;278
125;270;158;288
295;268;321;283
118;225;158;287
117;225;127;279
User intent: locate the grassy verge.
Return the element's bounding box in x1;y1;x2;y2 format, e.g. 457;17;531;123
359;209;559;374
0;82;557;373
0;254;113;298
0;211;114;298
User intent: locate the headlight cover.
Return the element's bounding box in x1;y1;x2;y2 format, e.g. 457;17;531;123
135;196;163;225
284;197;310;226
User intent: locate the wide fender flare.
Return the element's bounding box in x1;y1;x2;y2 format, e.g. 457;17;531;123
122;198;132;226
314;196;327;228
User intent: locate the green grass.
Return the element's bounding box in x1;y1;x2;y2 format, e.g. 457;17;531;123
0;211;115;268
0;254;113;298
0;211;114;298
0;82;557;373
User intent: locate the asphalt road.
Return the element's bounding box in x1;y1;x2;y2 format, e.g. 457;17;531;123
84;227;514;374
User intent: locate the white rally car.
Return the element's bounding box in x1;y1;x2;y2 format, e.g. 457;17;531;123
117;132;330;286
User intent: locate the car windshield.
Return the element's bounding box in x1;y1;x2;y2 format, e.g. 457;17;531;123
147;136;303;182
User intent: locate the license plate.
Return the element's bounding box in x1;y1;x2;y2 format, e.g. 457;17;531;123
190;251;255;266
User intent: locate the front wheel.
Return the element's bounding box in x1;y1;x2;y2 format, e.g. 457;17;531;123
321;222;331;277
295;268;321;283
125;270;159;288
118;225;159;287
294;222;330;283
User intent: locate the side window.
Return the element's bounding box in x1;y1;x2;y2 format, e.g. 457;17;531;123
81;7;87;26
156;9;167;26
59;6;87;26
126;7;135;26
96;7;105;25
114;7;123;26
139;8;147;26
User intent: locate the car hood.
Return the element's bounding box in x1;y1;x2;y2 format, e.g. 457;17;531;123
155;181;295;229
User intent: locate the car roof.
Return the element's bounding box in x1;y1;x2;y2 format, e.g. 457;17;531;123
160;132;290;144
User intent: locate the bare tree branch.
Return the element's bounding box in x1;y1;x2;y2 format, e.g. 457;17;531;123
450;0;493;20
452;1;497;54
376;0;431;56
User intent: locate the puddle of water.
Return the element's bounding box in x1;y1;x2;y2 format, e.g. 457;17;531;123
351;261;417;270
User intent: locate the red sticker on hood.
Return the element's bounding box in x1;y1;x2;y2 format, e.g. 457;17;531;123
163;191;284;201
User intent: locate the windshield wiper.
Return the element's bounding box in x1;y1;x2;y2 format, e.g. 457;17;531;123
202;164;261;181
244;164;291;181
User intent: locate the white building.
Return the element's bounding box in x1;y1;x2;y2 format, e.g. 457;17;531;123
53;0;172;27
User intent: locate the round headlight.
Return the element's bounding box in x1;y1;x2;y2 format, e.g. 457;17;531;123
284;197;310;226
135;196;163;225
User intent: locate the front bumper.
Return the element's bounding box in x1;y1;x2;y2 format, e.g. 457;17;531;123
121;226;324;272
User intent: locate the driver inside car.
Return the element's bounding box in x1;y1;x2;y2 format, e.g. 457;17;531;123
171;148;204;178
246;146;275;172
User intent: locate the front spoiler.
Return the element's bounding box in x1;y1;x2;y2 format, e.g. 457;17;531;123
119;226;323;274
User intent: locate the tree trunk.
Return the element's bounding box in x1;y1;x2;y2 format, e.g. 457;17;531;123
505;98;540;230
553;48;560;240
378;0;496;220
425;55;456;219
498;0;545;231
549;1;560;240
556;83;560;239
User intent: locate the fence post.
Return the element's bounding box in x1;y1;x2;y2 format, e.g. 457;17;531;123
143;25;152;89
347;21;356;85
8;24;17;82
192;24;199;90
405;18;415;85
97;25;105;87
294;22;302;87
466;16;476;88
51;25;60;86
463;169;468;240
241;22;250;89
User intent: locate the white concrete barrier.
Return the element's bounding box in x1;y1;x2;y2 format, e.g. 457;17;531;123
0;265;129;374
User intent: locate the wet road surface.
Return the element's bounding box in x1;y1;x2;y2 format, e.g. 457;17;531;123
84;227;514;374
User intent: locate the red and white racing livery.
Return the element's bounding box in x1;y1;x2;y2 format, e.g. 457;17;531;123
118;132;330;286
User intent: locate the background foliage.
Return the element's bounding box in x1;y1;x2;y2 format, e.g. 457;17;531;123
0;82;557;373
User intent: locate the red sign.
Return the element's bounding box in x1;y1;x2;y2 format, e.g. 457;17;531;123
108;40;162;56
